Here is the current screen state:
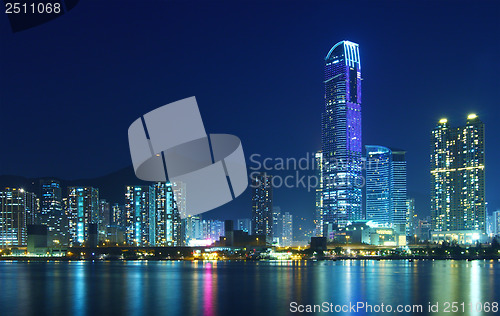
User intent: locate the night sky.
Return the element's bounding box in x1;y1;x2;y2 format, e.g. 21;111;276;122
1;0;499;220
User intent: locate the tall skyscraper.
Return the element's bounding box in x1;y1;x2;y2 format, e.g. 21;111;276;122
365;146;392;224
111;203;124;227
315;151;324;236
98;199;110;228
67;186;99;246
25;189;38;226
272;206;282;240
172;181;187;219
0;188;37;247
365;146;407;230
319;40;363;233
251;173;273;240
39;179;62;218
430;114;485;236
406;197;417;237
281;212;293;247
492;210;500;236
39;179;67;246
392;149;407;229
183;215;203;245
124;185;155;246
154;182;181;246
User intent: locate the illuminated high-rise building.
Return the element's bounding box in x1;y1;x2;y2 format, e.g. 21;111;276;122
365;146;392;224
40;179;68;246
431;114;485;235
406;197;417;237
202;219;225;242
315;151;324;236
237;218;252;235
39;179;62;217
0;188;37;247
183;215;203;245
365;146;407;230
319;40;363;233
391;149;407;228
98;199;110;228
172;181;187;219
281;212;293;247
67;186;99;246
251;173;273;239
272;206;282;240
154;182;181;246
492;210;500;236
97;199;110;243
124;185;155;246
111;203;124;227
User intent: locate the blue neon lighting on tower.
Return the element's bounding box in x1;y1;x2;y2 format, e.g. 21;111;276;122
318;40;363;233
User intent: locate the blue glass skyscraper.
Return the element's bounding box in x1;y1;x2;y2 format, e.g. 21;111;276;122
365;146;392;224
365;146;407;230
391;149;407;228
318;40;363;234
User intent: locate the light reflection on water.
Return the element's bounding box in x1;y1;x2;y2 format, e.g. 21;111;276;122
0;260;498;316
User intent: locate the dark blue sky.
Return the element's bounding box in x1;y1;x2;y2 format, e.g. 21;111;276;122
1;0;499;218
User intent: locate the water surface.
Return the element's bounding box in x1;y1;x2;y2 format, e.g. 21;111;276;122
1;260;498;315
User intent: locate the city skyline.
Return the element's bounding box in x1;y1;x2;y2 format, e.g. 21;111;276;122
1;51;498;245
1;3;499;240
0;65;492;247
1;2;499;223
1;27;497;247
1;2;498;316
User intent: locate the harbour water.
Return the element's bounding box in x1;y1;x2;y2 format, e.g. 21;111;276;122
0;260;499;315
